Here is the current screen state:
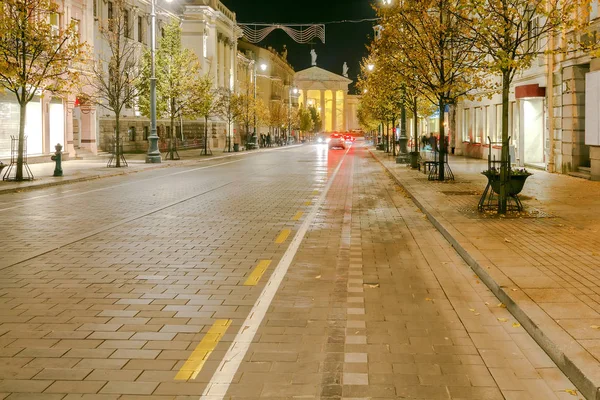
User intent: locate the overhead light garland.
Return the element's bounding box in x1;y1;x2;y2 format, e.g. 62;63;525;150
239;24;325;44
238;18;380;44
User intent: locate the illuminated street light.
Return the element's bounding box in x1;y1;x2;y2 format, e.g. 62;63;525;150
260;63;267;71
367;64;375;72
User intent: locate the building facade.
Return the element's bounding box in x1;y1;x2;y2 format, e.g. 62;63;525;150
237;41;298;138
0;0;92;161
294;66;360;133
453;12;600;180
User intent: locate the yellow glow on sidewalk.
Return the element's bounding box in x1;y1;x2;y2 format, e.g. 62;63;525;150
292;211;303;221
175;319;232;381
244;260;272;286
275;229;291;244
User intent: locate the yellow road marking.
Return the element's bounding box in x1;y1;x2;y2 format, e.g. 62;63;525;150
244;260;272;286
292;211;303;221
313;189;319;194
175;319;232;381
275;229;291;244
304;200;312;206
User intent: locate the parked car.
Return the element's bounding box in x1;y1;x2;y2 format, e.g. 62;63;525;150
328;133;346;149
344;134;355;143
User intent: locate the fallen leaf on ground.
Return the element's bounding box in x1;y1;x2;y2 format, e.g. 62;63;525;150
512;322;521;328
497;303;507;308
469;308;476;312
564;389;577;396
475;313;480;316
504;238;511;243
425;297;433;301
315;275;321;279
511;288;518;292
498;318;508;322
590;325;600;330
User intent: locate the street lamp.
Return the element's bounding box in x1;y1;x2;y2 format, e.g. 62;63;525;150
252;61;268;146
288;86;298;144
146;0;173;163
367;64;375;72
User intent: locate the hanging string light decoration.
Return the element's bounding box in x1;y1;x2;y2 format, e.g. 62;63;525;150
239;24;326;44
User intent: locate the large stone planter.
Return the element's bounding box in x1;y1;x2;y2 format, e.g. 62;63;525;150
482;172;532;196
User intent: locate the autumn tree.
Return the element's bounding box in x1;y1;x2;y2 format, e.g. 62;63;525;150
298;107;314;139
308;105;322;135
269;101;286;143
138;20;203;160
0;0;85;180
196;74;217;155
377;0;483;180
235;80;255;146
467;0;583;212
215;88;242;152
89;0;141;167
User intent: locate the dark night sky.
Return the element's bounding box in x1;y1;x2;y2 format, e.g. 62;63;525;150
221;0;377;93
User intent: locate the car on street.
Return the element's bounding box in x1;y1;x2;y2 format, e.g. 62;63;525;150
328;133;346;150
344;134;355;143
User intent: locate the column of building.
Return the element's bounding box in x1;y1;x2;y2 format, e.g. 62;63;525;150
320;90;326;131
331;90;337;132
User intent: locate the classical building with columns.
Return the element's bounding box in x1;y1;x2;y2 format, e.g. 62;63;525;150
96;0;243;154
294;66;360;133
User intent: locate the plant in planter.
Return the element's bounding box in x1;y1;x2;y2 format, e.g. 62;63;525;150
479;167;532;211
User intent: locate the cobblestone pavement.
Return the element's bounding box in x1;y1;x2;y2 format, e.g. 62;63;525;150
0;143;581;399
371;149;600;399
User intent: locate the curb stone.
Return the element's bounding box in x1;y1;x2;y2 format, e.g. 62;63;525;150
368;147;599;400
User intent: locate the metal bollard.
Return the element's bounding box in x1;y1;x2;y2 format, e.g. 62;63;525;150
51;143;63;177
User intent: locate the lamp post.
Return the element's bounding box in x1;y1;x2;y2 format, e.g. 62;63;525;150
252;62;267;146
145;0;172;163
288;86;298;144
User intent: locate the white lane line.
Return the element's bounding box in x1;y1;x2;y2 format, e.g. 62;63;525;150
200;148;350;399
0;159;245;212
0;144;307;210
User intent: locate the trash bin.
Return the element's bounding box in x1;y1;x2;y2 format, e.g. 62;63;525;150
233;143;240;152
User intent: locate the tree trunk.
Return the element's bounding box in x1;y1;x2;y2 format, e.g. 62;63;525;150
392;118;397;157
16;99;27;181
449;103;457;154
412;97;419;155
204;115;209;155
499;69;511;214
228;120;232;152
438;98;445;181
115;115;121;168
169;114;175;160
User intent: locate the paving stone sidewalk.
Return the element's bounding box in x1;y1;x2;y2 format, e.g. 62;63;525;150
370;147;600;400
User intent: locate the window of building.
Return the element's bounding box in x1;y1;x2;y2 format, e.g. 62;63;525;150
50;12;60;36
143;126;149;140
137;15;143;43
123;9;130;38
128;126;136;141
71;18;80;45
462;108;470;142
495;104;502;143
591;0;599;20
107;1;113;31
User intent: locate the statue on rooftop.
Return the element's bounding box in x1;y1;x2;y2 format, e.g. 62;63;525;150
310;49;317;66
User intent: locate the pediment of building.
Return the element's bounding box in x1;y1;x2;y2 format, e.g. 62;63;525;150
295;67;352;85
